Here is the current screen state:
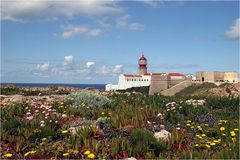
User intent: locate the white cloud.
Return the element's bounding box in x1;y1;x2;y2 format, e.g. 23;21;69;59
62;26;88;39
97;17;112;29
64;55;73;64
86;61;95;68
113;65;123;74
142;0;159;8
62;25;102;38
1;0;123;22
36;63;49;71
116;15;144;31
225;18;240;40
87;29;102;36
129;23;145;31
116;14;131;28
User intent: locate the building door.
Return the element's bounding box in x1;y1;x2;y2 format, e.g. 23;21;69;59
202;77;204;82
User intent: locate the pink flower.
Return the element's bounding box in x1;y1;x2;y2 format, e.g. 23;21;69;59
45;113;49;116
40;105;45;109
26;116;33;120
62;114;67;118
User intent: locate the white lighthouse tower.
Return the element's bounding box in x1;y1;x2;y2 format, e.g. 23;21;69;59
138;54;147;75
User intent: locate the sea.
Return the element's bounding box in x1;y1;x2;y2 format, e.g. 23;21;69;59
1;83;106;90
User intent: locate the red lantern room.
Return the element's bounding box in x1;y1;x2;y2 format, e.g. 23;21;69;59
138;54;147;75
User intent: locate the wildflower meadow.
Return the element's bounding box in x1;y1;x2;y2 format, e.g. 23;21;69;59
1;88;239;159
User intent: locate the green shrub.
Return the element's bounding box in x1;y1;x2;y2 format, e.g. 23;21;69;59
2;118;26;132
130;129;167;156
65;91;112;108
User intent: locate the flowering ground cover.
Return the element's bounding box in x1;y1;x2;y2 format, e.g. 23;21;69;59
1;90;239;159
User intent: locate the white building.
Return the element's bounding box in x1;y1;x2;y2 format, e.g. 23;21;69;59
105;54;186;91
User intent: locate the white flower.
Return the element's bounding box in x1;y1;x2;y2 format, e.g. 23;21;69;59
55;121;58;124
176;127;181;130
49;120;52;122
157;113;162;117
40;123;45;127
35;110;39;113
45;116;48;119
42;111;46;114
62;114;67;118
25;107;29;110
26;112;31;115
40;120;45;124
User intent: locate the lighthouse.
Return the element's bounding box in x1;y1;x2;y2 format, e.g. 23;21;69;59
138;54;147;75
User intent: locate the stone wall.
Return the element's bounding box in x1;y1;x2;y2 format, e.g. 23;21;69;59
196;71;238;83
149;75;169;95
160;79;193;96
224;72;238;82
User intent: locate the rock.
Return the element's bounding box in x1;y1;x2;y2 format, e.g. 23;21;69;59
10;95;26;102
124;157;137;160
154;129;171;142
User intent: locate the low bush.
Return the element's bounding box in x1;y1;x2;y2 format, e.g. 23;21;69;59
65;91;112;108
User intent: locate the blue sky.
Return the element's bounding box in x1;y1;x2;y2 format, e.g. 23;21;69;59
1;0;239;84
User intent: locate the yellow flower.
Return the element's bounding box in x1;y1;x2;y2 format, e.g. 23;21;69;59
230;131;236;137
201;134;206;137
190;126;195;129
61;130;68;134
223;120;227;123
4;153;13;158
30;150;37;154
186;120;191;123
24;151;31;157
84;150;91;155
218;123;222;125
197;126;203;131
63;153;69;157
186;123;191;127
101;112;105;115
204;124;209;126
73;150;79;154
210;142;216;146
33;129;40;133
87;153;95;159
194;144;199;147
213;140;221;143
222;133;226;136
198;136;203;139
232;138;236;142
205;144;211;149
234;128;239;132
42;137;47;141
220;127;225;132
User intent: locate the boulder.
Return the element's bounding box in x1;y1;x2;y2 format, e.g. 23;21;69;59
154;127;171;142
10;95;26;102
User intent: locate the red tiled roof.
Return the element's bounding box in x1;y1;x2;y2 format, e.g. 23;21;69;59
123;74;142;77
168;73;185;76
123;73;185;77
